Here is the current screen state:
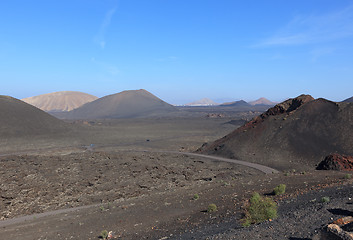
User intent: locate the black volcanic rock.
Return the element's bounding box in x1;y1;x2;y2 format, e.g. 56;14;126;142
200;94;353;170
64;89;177;119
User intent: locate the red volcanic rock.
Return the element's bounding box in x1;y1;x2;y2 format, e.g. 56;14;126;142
265;94;314;116
238;94;314;131
317;154;353;171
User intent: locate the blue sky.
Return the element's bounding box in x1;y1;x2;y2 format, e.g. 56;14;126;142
1;0;353;104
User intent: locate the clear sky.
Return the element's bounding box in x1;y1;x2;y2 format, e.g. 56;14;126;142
1;0;353;104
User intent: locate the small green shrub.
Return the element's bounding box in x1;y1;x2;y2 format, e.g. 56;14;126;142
193;194;199;200
273;184;286;195
207;203;217;212
223;181;230;186
344;174;352;179
284;172;290;176
100;230;108;240
321;196;330;203
242;192;278;226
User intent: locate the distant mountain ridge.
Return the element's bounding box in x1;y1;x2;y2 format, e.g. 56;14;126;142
249;97;276;106
63;89;177;119
22;91;98;112
185;98;219;106
220;100;250;107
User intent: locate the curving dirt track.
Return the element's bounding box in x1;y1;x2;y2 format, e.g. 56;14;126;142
0;116;351;239
174;152;279;174
0;148;278;228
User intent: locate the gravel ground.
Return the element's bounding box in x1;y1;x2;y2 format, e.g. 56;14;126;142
0;151;259;220
173;182;353;240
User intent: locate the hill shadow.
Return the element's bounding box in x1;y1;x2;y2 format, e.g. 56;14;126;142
327;208;353;216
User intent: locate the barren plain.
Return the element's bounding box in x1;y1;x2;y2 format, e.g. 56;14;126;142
1;111;352;239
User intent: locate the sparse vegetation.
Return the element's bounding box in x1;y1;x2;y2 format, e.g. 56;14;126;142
242;192;278;227
344;174;352;179
284;172;290;176
273;184;286;195
222;181;230;186
100;230;108;239
321;196;330;203
100;230;113;240
207;203;217;212
193;194;199;200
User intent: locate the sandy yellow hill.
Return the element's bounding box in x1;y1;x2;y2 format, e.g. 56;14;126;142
22;91;98;112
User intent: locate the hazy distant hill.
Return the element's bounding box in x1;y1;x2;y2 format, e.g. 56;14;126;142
64;89;177;119
22;91;98;112
249;97;276;106
0;95;70;137
220;100;250;107
342;97;353;103
200;94;353;170
185;98;219;106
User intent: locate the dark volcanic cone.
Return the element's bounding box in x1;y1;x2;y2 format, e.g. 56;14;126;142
0;95;70;137
64;89;177;119
200;94;353;170
220;100;250;107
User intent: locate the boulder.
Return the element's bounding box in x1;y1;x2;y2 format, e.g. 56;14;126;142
317;154;353;171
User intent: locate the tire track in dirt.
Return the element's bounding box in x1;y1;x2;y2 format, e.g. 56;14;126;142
119;149;279;174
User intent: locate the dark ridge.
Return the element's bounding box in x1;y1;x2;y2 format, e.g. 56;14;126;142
200;94;353;171
342;96;353;103
0;95;70;137
220;100;250;107
62;89;177;119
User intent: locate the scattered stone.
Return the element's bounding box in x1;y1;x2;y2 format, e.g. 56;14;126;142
327;224;353;240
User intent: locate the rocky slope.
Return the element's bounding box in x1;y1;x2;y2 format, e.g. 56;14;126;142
200;94;353;170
